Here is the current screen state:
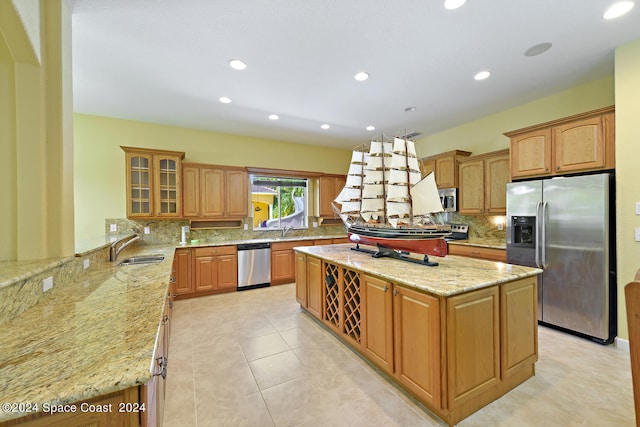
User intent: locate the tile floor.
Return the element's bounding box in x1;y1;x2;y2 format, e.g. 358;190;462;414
163;284;635;427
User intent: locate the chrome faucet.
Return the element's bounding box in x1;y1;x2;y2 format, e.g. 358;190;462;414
282;226;293;238
110;235;141;262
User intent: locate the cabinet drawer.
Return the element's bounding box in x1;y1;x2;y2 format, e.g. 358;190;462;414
194;245;237;257
271;240;313;251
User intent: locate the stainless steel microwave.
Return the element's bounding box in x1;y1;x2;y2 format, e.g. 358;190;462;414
438;188;457;212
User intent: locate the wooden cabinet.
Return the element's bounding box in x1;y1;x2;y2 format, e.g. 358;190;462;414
295;252;308;307
361;275;394;375
182;163;248;218
194;246;237;292
448;244;506;262
458;149;510;214
121;146;185;219
393;285;442;409
446;286;500;410
323;261;361;348
506;106;615;179
172;248;193;296
271;240;313;285
318;174;346;218
419;150;471;188
306;255;323;318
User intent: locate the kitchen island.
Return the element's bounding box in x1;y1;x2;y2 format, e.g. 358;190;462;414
294;243;541;426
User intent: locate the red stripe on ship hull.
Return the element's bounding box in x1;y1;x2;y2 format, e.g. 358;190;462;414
348;233;448;257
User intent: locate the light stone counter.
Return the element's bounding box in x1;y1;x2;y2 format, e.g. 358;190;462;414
0;244;176;422
295;243;540;297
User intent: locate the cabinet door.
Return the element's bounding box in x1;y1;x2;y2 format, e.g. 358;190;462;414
271;249;295;285
307;256;323;318
447;286;500;409
295;253;307;307
553;116;605;173
319;176;344;218
361;275;394;374
182;166;200;217
125;152;153;217
484;154;510;214
501;277;538;378
458;159;485;214
154;155;182;217
194;256;217;291
226;170;248;217
217;254;238;289
420;158;436;178
435;155;456;188
173;249;193;295
510;129;552;178
201;168;225;217
393;286;441;409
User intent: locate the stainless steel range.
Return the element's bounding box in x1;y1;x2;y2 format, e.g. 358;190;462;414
446;224;469;241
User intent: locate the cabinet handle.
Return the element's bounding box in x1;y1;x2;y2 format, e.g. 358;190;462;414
163;315;170;325
169;300;173;309
170;276;176;283
393;288;398;296
154;356;167;379
383;285;388;292
556;166;560;171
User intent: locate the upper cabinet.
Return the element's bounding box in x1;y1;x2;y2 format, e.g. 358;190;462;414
506;106;615;179
458;149;510;215
182;163;248;219
121;146;185;218
317;174;346;218
419;150;471;188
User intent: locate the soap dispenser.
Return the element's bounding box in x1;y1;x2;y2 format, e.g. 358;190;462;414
180;225;190;245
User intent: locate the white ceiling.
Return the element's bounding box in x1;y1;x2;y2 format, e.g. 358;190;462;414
70;0;640;150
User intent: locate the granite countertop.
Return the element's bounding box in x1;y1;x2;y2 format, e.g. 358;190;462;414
0;244;176;422
295;243;540;297
173;233;347;248
448;238;507;250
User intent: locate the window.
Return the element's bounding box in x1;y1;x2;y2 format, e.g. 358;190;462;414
251;176;308;230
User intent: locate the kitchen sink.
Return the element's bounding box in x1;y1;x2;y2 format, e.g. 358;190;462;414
117;254;165;266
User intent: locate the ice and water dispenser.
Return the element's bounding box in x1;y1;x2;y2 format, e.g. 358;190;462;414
511;216;535;247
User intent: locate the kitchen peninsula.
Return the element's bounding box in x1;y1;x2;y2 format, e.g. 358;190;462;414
294;243;541;426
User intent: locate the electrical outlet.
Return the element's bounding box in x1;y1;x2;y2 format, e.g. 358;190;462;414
313;222;318;228
636;228;640;242
244;224;248;230
43;276;53;292
636;202;640;215
110;223;117;232
497;223;504;231
83;259;90;269
144;226;150;234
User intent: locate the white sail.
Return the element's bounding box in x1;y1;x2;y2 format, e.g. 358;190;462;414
345;174;362;187
388;168;409;185
351;150;367;164
392;138;407;154
389;153;409;170
335;187;361;203
363;169;386;184
387;201;411;218
361;197;385;212
405;139;417;156
364;155;387;170
410;172;445;215
386;183;408;201
346;162;363;176
362;183;384;198
408;156;420;172
370;141;392;156
340;201;361;213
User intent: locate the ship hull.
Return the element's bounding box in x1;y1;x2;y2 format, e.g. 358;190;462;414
347;225;449;257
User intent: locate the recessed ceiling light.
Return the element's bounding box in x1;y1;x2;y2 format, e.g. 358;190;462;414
366;125;375;131
404;106;417;112
219;96;232;104
444;0;467;10
268;114;279;120
474;70;491;81
524;42;553;57
354;72;369;81
321;124;330;130
229;59;247;70
603;1;634;19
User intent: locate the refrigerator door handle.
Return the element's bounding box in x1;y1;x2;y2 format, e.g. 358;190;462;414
535;201;542;268
541;201;548;268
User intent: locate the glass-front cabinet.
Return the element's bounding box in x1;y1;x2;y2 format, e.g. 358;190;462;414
122;146;185;218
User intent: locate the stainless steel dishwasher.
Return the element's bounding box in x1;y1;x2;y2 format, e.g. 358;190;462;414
237;242;271;290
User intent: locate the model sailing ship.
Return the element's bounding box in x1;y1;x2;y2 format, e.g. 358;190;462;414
333;136;451;265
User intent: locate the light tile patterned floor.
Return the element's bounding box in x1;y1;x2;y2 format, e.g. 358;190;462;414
163;284;635;427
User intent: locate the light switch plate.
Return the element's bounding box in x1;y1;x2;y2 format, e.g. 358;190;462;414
83;259;90;269
110;223;117;232
636;228;640;242
636;202;640;215
144;227;150;234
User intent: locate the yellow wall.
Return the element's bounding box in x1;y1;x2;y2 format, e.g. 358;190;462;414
73;114;352;239
0;0;74;261
615;39;640;341
414;75;615;157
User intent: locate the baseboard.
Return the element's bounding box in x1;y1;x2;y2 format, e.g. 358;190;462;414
616;336;630;352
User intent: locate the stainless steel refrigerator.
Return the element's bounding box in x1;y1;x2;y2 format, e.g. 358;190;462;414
506;173;616;343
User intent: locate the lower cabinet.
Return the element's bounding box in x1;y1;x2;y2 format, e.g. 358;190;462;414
447;244;506;262
272;241;313;285
173;246;238;300
296;253;538;426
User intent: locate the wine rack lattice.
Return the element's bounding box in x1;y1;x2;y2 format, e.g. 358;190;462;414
342;268;361;343
324;263;340;329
